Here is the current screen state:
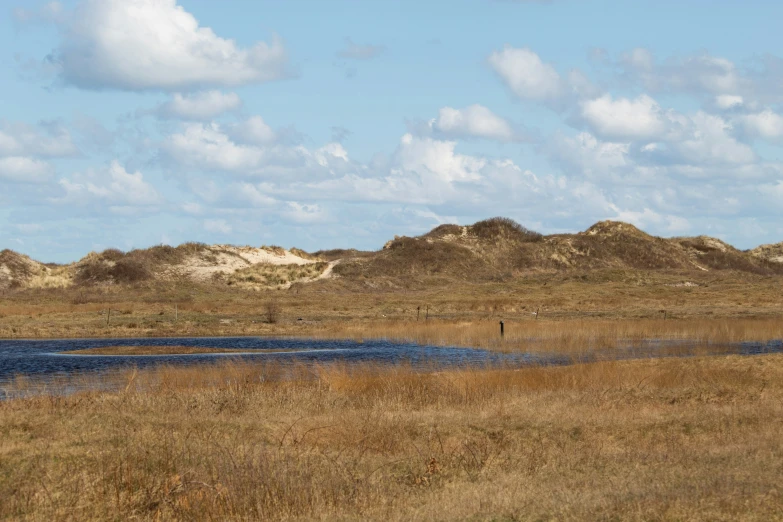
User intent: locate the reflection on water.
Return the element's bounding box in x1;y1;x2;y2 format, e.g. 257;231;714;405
0;336;781;399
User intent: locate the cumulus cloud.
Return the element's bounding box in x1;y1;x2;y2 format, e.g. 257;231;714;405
393;134;485;184
715;95;744;110
49;0;288;91
741;109;783;141
488;46;563;100
57;160;162;208
285;202;328;223
157;91;242;120
0;157;54;184
609;206;691;234
0;120;78;158
619;49;742;94
429;105;517;142
581;94;668;140
162;122;351;179
550;132;630;180
337;38;385;60
163;123;266;172
227;116;277;145
674;112;755;166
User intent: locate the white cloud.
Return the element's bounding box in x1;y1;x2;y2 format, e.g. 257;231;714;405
618;50;744;96
337;38;385;60
488;46;562;100
0;120;78;158
0;157;54;183
285;202;327;223
553;132;630;177
621;48;654;72
430;105;516;142
204;219;232;234
394;134;485;184
609;206;691;234
315;143;349;164
58;161;162;207
163;123;266;172
581;94;667;140
157;91;242;120
741;109;783;140
163;121;352;179
674;112;755;165
51;0;288;91
227;116;276;145
715;95;744;110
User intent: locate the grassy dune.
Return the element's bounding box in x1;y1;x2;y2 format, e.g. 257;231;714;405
1;355;782;520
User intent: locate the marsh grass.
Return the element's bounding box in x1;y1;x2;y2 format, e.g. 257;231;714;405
60;345;260;356
311;317;783;358
1;355;782;520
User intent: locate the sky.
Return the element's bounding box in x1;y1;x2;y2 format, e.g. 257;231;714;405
2;0;783;262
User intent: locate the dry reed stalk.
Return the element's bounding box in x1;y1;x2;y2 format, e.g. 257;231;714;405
1;355;781;520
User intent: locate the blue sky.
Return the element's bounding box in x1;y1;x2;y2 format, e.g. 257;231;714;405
2;0;783;262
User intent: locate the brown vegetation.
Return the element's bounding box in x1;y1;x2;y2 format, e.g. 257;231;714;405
226;261;329;289
1;354;781;520
4;218;783;293
60;345;255;356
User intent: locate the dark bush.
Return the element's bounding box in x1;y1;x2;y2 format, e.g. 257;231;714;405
100;248;125;262
470;217;543;242
110;259;151;283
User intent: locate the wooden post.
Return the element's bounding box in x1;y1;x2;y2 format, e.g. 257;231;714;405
426;306;429;321
536;307;540;320
175;304;178;323
663;310;667;321
417;306;420;321
106;308;111;326
500;320;504;337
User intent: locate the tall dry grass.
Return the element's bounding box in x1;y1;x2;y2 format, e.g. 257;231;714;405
1;355;782;520
311;317;783;356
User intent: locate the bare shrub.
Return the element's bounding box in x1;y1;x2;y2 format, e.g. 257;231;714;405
264;299;281;324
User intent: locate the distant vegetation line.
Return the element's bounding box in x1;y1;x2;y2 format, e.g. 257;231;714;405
2;217;783;291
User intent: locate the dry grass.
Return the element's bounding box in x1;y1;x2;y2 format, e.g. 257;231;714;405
61;345;258;356
314;317;783;356
226;262;329;289
1;355;781;520
1;266;782;340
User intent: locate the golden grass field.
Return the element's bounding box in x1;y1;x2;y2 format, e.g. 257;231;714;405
0;267;781;340
1;270;782;520
60;345;258;356
1;355;781;520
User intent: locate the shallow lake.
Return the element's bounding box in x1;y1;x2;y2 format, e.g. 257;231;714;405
0;337;534;383
0;336;781;397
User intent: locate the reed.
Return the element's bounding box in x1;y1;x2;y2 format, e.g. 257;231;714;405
1;355;781;520
310;317;783;357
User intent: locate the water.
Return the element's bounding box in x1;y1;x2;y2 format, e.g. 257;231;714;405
0;336;781;398
0;336;533;383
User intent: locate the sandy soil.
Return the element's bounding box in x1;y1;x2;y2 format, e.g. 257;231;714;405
177;246;319;281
